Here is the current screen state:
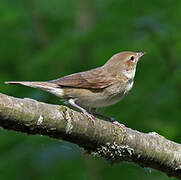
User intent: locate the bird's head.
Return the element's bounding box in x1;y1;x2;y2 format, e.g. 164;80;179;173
104;51;146;79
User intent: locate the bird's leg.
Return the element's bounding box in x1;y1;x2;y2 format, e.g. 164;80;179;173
90;108;125;128
68;99;95;122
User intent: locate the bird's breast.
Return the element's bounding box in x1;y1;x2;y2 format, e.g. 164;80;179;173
62;79;134;108
124;79;134;93
101;79;134;106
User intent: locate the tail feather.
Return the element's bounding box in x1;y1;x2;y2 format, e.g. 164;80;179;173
5;81;64;97
5;81;35;86
5;81;57;88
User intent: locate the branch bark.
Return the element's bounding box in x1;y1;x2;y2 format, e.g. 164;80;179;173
0;93;181;179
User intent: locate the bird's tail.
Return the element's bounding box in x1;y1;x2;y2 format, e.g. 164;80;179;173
5;81;63;97
5;81;58;89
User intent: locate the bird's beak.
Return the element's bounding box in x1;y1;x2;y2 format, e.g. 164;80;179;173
137;52;146;58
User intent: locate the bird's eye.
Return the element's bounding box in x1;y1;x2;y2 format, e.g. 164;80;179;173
130;56;134;61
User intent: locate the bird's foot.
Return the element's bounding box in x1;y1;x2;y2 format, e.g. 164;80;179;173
109;117;126;130
82;111;95;123
68;99;95;123
112;121;126;129
89;108;125;129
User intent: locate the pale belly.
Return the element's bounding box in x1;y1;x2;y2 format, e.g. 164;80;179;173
74;80;134;108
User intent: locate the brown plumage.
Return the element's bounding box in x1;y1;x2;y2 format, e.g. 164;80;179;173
5;51;146;127
49;66;115;89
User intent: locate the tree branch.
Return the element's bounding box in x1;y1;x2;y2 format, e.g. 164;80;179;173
0;93;181;178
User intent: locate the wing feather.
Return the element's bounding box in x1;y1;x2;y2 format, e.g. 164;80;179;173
50;67;115;89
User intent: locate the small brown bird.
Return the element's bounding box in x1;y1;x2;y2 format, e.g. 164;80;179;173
5;51;145;127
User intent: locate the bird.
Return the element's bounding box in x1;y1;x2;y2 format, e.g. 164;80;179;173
5;51;145;127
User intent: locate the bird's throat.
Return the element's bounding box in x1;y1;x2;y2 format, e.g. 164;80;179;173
122;67;136;79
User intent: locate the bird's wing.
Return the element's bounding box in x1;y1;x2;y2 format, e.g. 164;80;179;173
49;67;115;89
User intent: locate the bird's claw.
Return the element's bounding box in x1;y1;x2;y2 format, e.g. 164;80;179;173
82;111;95;123
108;117;126;130
112;121;126;129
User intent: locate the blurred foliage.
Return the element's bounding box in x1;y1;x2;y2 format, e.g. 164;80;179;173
0;0;181;179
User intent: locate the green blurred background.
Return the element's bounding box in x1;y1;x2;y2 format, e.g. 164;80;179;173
0;0;181;179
